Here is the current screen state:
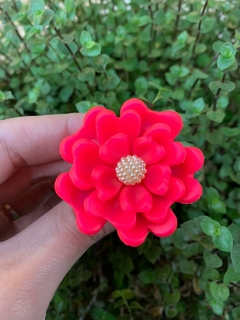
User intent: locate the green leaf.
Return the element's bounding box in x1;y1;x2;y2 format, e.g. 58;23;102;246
134;77;148;95
181;220;202;241
210;282;229;302
75;101;91;113
26;25;43;39
217;54;235;71
80;31;92;46
192;97;205;113
138;269;156;284
201;267;220;281
220;130;233;146
231;245;240;272
223;267;240;286
206;130;222;145
164;306;178;318
171;228;188;250
112;289;135;300
211;301;224;316
93;54;111;67
187;11;201;23
29;0;45;15
200;219;221;237
12;12;26;22
213;226;233;252
129;301;145;310
78;68;95;82
0;91;6;101
206;110;225;123
177;31;188;44
220;42;236;57
144;245;162;264
180;259;196;274
59;85;74;102
216;96;229;108
41;9;55;27
80;43;101;57
201;17;215;33
90;308;116;320
203;250;222;268
138;15;152;27
154;265;171;281
164;289;181;306
59;33;74;44
214;80;236;92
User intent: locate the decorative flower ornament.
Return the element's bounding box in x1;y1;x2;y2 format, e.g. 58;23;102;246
55;98;204;246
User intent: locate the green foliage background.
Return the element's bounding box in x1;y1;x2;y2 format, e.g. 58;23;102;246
1;0;240;318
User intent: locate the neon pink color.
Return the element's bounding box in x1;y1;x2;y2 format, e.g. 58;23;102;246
55;98;204;246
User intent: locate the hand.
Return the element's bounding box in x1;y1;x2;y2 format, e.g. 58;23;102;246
0;114;113;320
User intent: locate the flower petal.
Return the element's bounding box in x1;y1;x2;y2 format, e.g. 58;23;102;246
142;194;170;224
70;139;102;189
99;133;130;165
148;209;177;237
60;106;105;163
179;177;203;204
117;215;148;247
172;146;204;178
84;191;136;229
132;136;165;165
165;176;186;202
144;123;171;145
91;166;122;201
143;177;185;223
119;184;153;214
96;109;141;144
143;164;171;195
76;210;106;235
120;98;183;138
55;173;105;234
162;141;186;167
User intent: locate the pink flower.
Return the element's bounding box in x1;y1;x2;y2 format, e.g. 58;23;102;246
55;98;204;246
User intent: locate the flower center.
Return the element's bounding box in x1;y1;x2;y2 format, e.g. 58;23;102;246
115;155;147;186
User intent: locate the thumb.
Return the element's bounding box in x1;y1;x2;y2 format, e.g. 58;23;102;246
0;202;114;320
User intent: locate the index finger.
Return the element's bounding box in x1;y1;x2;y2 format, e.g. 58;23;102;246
0;113;84;185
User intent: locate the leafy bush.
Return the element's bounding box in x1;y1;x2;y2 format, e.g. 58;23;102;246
1;0;240;318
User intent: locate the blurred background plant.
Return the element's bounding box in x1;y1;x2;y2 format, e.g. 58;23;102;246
1;0;240;319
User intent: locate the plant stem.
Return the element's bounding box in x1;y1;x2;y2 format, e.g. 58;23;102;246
2;8;30;54
192;0;209;56
230;282;240;289
173;0;183;38
213;73;226;111
187;54;219;100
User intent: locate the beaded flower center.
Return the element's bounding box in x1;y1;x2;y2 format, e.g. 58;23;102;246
115;155;147;186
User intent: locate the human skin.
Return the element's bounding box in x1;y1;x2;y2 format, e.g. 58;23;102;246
0;114;113;320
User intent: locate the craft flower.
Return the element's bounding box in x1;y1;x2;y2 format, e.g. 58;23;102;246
55;98;204;246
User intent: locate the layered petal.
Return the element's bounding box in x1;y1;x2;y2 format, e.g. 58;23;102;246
70;139;102;189
55;173;106;234
121;98;183;138
117;215;148;247
96;109;141;144
144;123;171;145
91;166;122;201
117;209;177;246
149;209;177;237
84;191;136;229
99;133;130;165
143;164;171;195
172;146;204;178
142;194;171;224
179;177;203;204
162;141;186;167
119;184;153;214
60;106;105;163
132;136;165;165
